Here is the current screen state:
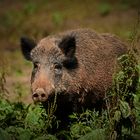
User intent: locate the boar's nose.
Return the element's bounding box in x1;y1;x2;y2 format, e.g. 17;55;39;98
32;88;48;102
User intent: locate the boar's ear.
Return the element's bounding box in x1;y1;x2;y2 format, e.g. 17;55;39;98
58;36;76;57
20;37;36;61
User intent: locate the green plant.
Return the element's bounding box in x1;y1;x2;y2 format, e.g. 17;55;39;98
106;51;139;140
0;99;58;140
68;110;108;139
0;58;9;98
0;71;8;97
52;12;64;26
98;2;111;16
23;2;37;16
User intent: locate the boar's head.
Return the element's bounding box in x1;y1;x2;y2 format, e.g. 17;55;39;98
20;35;78;103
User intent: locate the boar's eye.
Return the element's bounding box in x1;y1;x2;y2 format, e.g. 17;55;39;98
54;63;62;74
34;62;40;69
54;63;62;69
32;62;40;80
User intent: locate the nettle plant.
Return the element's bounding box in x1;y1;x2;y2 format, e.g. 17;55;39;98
106;50;139;140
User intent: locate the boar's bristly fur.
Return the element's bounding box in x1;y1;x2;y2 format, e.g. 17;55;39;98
20;28;127;128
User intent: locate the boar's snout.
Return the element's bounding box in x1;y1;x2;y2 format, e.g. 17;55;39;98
32;88;48;102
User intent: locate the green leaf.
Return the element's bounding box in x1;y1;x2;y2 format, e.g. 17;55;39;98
0;128;12;140
70;123;83;138
17;129;31;140
70;123;92;139
119;100;131;118
114;110;121;122
34;134;58;140
78;129;105;140
25;104;45;128
69;113;77;119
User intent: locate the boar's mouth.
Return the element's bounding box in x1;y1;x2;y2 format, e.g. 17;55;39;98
38;91;61;103
40;91;71;105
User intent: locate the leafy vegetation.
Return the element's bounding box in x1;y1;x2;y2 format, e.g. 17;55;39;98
106;51;140;140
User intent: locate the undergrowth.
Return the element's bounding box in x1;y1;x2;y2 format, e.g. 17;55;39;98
106;51;140;140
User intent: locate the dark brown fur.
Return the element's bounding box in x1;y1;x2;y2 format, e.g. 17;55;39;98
49;29;127;107
21;28;128;128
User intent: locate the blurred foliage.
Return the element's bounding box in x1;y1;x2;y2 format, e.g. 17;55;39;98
0;56;9;98
23;2;38;15
52;12;64;26
0;0;139;45
98;2;112;16
119;0;140;8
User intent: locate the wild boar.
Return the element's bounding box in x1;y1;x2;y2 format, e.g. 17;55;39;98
20;28;127;124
